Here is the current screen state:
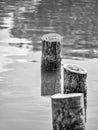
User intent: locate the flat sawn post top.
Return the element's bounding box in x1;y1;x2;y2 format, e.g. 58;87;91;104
64;63;87;75
51;93;83;99
41;33;63;42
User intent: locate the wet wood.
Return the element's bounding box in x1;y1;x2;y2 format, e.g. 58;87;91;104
41;33;62;70
41;69;61;96
51;93;85;130
63;64;87;121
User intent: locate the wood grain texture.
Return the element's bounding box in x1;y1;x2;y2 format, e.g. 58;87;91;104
63;64;87;121
41;34;62;70
51;93;85;130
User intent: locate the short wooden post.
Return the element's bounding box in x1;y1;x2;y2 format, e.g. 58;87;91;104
41;33;62;70
51;93;85;130
41;69;61;96
63;64;87;121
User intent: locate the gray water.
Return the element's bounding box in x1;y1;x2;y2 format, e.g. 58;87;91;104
0;0;98;130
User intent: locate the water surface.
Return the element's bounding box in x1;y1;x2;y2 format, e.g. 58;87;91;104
0;0;98;130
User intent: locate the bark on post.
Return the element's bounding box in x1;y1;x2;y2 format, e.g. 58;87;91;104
51;93;85;130
63;64;87;121
41;33;62;71
41;69;61;96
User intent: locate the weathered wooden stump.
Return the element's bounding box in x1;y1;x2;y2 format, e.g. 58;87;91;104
41;69;61;96
63;64;87;121
51;93;85;130
41;33;62;71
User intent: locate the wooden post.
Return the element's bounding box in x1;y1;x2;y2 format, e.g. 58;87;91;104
51;93;85;130
63;64;87;121
41;33;62;71
41;69;61;96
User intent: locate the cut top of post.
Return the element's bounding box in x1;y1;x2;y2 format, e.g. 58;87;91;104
64;64;87;75
42;33;63;42
51;93;83;99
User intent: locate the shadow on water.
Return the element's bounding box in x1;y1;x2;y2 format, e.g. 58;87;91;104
41;69;61;96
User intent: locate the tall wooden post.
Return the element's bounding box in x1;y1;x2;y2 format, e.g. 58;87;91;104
51;93;85;130
63;64;87;121
41;33;62;71
41;69;61;96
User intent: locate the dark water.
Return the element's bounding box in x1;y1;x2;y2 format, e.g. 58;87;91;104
0;0;98;130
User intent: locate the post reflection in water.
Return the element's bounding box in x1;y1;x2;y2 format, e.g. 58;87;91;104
0;0;98;130
41;69;61;96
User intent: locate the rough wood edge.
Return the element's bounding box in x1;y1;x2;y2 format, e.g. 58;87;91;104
63;64;87;75
51;93;83;99
41;33;63;42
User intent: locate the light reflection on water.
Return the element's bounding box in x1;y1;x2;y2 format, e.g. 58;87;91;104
0;0;98;58
0;0;98;130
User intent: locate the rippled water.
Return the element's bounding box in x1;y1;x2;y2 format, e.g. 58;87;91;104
0;0;98;130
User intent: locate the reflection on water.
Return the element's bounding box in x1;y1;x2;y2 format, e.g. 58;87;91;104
0;0;98;58
0;0;97;58
0;45;29;73
0;0;98;130
41;69;61;96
